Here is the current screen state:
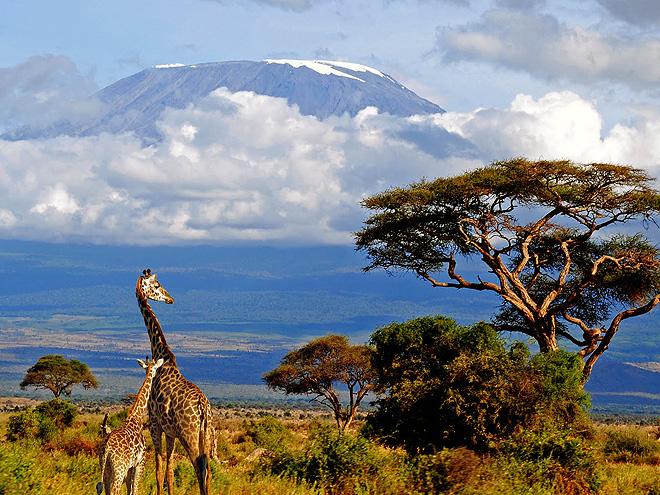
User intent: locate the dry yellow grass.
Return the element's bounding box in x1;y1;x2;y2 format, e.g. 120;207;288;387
0;408;658;495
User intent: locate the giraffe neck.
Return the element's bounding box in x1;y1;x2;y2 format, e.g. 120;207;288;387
128;368;155;419
136;282;177;365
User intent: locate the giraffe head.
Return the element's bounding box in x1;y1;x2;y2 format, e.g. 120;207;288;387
137;356;165;377
139;268;174;304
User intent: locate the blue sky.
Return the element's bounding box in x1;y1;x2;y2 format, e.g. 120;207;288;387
4;0;655;113
1;0;659;245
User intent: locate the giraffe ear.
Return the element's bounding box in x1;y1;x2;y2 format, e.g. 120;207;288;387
154;358;164;369
137;359;147;369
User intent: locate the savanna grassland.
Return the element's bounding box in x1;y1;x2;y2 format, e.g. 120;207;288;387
0;404;658;495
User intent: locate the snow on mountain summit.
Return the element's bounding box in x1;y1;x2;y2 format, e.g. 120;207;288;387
264;59;366;81
154;63;187;68
263;59;391;82
5;59;444;141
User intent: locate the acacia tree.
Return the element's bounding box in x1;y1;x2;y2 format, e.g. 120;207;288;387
264;335;375;431
356;159;660;379
20;354;99;398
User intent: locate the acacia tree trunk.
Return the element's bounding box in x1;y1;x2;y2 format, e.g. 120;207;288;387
535;318;559;353
49;385;61;398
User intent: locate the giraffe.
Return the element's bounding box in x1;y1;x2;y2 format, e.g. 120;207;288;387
136;268;216;495
97;357;164;495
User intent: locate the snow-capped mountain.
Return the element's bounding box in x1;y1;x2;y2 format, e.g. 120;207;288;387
4;60;444;141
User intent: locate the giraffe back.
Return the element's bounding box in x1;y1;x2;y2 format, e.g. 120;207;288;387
148;362;216;456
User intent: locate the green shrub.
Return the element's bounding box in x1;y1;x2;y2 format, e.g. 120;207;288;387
530;349;591;421
36;417;58;442
6;410;41;442
367;316;590;454
501;427;601;493
35;399;77;429
409;447;485;494
106;408;128;430
262;423;393;493
7;400;78;443
602;427;660;465
244;416;291;452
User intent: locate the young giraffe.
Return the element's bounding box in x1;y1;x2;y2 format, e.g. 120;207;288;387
97;357;164;495
136;269;216;495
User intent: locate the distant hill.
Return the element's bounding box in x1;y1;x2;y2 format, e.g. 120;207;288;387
0;239;657;411
3;59;444;142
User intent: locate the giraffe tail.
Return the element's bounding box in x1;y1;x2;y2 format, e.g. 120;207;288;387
196;401;213;494
196;455;209;494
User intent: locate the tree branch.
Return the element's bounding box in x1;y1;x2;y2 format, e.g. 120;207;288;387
583;293;660;379
540;241;571;314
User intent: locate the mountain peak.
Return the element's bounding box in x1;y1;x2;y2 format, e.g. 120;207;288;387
262;59;391;82
5;59;444;142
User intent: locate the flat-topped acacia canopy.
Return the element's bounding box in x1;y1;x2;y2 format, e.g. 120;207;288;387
356;158;660;379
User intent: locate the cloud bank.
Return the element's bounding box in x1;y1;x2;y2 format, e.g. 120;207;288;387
597;0;660;27
439;10;660;90
1;85;659;245
0;55;102;133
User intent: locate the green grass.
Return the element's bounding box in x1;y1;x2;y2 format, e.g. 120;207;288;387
0;411;658;495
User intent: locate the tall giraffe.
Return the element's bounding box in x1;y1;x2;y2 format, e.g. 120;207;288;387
136;269;216;495
97;357;164;495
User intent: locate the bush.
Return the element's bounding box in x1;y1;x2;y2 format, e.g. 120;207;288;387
6;410;41;442
530;349;591;421
366;316;590;453
501;428;601;494
602;427;660;465
36;416;59;442
6;399;78;442
106;408;128;430
409;447;485;494
35;399;77;429
261;423;399;494
244;416;291;452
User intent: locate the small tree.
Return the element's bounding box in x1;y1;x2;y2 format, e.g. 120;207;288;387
356;159;660;379
264;335;375;431
20;354;98;398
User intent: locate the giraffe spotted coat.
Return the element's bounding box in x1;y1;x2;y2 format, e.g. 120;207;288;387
97;357;163;495
136;269;216;495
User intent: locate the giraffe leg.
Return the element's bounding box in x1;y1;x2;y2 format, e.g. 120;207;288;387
134;457;145;495
125;466;136;495
111;478;124;495
127;458;144;495
165;435;176;495
100;450;112;495
150;426;165;495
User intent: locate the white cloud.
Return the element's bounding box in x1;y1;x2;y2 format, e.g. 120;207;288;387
0;89;449;244
31;184;81;215
419;90;660;171
597;0;660;27
0;209;17;228
0;55;103;134
494;0;545;10
0;88;658;245
439;10;660;90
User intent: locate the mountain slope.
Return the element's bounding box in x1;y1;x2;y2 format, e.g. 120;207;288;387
5;60;444;142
